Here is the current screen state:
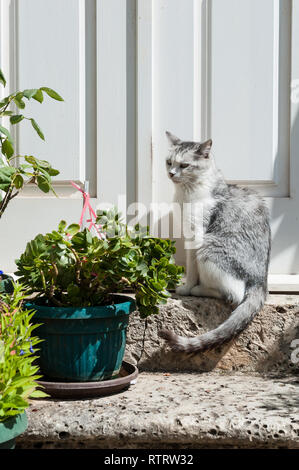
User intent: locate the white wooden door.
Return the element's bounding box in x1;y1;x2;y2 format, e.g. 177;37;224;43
137;0;299;287
0;0;135;273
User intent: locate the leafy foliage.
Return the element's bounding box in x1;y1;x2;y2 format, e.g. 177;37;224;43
0;284;48;422
0;68;63;218
15;210;184;318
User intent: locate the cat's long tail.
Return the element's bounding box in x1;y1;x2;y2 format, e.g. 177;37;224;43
159;285;266;353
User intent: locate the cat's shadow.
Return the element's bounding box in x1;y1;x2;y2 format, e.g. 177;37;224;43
133;293;236;373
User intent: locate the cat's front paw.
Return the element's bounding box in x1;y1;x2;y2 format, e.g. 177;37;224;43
176;284;193;296
190;285;203;297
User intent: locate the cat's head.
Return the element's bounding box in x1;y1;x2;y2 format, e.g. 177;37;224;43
165;131;213;185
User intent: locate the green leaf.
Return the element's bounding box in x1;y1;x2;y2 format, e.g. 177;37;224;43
10;114;24;125
32;89;44;103
30;119;45;141
111;240;121;252
13;94;26;109
0;166;15;191
25;155;37;165
10;376;34;389
23;89;38;100
38;168;51;181
0;125;13;143
0;166;15;179
2;139;14;158
67;224;81;236
47;167;60;177
86;230;93;245
29;390;49;398
41;87;64;101
0;97;9;107
36;175;50;193
13;174;24;189
8;396;29;408
0;69;6;87
36;160;51;169
58;220;67;232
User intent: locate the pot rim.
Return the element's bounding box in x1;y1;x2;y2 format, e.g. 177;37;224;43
25;294;136;319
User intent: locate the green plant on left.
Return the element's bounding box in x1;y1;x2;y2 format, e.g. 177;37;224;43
0;68;63;219
0;283;47;422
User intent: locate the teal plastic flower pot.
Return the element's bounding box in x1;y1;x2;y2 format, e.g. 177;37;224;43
0;412;28;449
26;295;136;382
0;273;14;294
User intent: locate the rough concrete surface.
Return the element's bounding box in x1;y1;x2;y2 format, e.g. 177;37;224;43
18;372;299;449
124;294;299;374
17;294;299;449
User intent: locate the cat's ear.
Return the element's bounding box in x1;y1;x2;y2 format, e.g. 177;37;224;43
194;139;212;159
165;131;182;146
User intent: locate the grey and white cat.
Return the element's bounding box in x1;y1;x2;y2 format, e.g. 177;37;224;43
159;131;271;353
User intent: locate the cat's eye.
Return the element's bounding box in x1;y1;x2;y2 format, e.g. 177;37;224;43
166;160;172;166
180;163;189;169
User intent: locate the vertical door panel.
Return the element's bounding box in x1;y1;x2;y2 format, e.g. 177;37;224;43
17;0;85;181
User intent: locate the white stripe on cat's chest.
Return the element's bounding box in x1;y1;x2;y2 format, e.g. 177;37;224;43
176;185;215;232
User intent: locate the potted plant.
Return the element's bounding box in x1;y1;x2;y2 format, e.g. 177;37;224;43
0;283;47;449
0;68;62;293
15;209;184;382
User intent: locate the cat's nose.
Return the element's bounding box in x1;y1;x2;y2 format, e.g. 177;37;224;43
169;170;176;178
